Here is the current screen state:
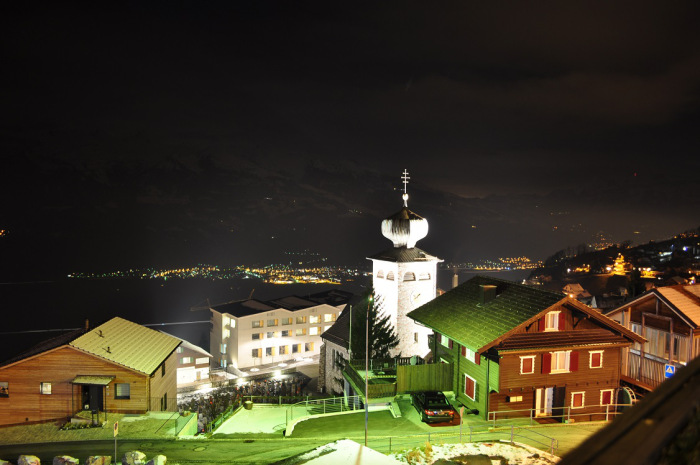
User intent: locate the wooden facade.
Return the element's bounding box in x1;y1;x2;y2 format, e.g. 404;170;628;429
0;342;178;427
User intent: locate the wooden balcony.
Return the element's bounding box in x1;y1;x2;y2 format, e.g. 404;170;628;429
622;350;683;391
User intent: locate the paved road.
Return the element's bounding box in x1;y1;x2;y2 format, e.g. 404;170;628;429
0;438;329;464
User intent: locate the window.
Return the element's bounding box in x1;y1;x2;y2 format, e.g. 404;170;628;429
281;330;290;337
545;311;561;331
305;342;314;352
220;343;227;354
40;382;52;395
550;351;572;373
229;319;236;328
386;272;395;281
508;395;523;402
267;332;276;338
589;351;603;369
376;270;384;279
414;332;419;343
115;383;130;399
267;319;278;327
252;333;261;340
223;329;230;339
176;347;184;354
464;375;476;401
252;320;263;328
461;346;480;364
296;316;307;324
195;357;208;364
295;328;307;336
309;327;319;336
266;347;275;357
571;391;585;409
0;381;8;398
293;344;301;354
419;272;431;280
520;355;535;374
440;334;450;348
324;313;336;323
600;389;614;406
223;316;230;327
180;357;193;364
309;315;320;324
279;345;289;355
161;363;166;376
220;358;227;368
252;348;262;358
324;325;332;332
403;272;416;281
282;318;293;326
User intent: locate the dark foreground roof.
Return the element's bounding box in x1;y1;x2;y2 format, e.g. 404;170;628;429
408;275;564;351
367;246;441;263
1;328;86;367
211;289;353;318
495;329;629;351
559;353;700;465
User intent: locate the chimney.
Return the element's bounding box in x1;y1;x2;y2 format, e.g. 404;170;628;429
84;319;90;331
480;285;497;304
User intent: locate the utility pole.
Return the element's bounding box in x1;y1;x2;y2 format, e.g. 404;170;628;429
364;295;372;447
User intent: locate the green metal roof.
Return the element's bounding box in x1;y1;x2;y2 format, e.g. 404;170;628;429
70;317;181;375
407;275;565;352
72;375;115;385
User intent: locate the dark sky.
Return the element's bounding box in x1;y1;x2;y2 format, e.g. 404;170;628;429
2;1;699;275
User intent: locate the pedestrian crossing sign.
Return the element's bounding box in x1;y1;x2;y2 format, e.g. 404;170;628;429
664;364;675;378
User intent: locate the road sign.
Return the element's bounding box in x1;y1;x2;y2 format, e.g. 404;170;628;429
664;364;676;378
114;421;119;437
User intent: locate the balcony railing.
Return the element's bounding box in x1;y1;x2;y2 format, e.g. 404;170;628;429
623;351;682;390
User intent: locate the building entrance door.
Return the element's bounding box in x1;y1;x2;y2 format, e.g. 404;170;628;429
81;385;104;412
535;387;554;417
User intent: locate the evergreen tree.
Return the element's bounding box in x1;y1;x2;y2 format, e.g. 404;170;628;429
350;291;400;360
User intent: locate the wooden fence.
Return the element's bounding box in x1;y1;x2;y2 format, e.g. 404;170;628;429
396;363;453;393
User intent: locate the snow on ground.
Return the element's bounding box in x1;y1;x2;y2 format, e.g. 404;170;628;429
281;439;403;464
389;440;560;465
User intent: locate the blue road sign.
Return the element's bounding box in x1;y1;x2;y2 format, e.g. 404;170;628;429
664;364;676;378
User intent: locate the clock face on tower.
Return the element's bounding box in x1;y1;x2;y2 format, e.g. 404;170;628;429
410;291;423;309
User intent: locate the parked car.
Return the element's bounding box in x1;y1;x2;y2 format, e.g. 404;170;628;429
411;391;456;423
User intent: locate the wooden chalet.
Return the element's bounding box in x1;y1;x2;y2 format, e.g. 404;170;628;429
0;317;180;427
407;276;645;422
605;283;700;391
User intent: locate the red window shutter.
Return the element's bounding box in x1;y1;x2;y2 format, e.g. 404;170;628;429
570;351;579;372
558;313;565;331
448;339;453;349
539;316;546;332
465;377;475;399
522;357;533;373
542;353;551;374
461;346;466;357
475;353;481;365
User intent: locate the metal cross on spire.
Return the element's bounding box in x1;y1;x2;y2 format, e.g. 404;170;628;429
401;169;410;207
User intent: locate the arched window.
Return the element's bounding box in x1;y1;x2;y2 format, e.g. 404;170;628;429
386;272;395;281
419;272;431;280
403;272;416;281
376;270;384;279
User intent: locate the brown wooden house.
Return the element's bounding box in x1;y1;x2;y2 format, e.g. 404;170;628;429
605;283;700;391
408;276;645;422
0;317;180;427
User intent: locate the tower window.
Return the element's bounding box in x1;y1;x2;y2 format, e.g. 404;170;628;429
403;272;416;281
376;271;384;279
386;272;395;281
418;272;431;280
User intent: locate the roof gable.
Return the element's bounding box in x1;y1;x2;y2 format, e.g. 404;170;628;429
607;284;700;327
407;276;565;351
70;317;181;375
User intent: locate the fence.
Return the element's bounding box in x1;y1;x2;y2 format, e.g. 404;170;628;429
367;424;558;456
488;403;633;426
287;395;365;427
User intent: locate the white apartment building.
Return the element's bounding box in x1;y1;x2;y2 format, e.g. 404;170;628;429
210;290;351;371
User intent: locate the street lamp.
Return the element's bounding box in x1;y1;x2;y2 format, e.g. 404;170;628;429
365;294;372;447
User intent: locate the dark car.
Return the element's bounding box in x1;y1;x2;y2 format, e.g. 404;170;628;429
411;391;456;423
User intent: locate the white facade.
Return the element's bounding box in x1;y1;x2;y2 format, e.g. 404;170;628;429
210;303;345;370
323;339;349;395
371;258;438;358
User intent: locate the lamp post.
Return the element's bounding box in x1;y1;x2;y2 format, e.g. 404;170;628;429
365;294;372;447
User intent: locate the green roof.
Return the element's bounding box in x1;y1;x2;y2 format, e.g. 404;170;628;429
407;275;564;352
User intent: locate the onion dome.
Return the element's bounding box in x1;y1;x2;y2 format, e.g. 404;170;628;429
381;201;429;249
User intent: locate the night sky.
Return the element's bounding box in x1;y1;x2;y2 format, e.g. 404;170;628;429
2;1;700;278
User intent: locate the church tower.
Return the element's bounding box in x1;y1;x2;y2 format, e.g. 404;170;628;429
368;170;442;358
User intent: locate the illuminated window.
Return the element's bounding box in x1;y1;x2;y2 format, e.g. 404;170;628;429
464;375;476;401
295;328;307;336
403;272;416;281
267;332;276;338
266;347;275;357
296;316;307;324
551;351;570;373
376;270;384;279
279;345;289;355
40;382;52;395
600;389;614;406
520;355;535;374
282;318;293;326
0;382;8;398
223;329;230;339
252;333;261;340
305;342;314;352
324;325;332;332
508;395;523;402
180;357;193;364
176;347;184;354
267;319;278;327
230;319;236;328
589;350;603;369
324;313;336;323
309;327;319;335
252;320;263;328
386;272;395;281
545;311;561;331
292;344;301;353
571;392;585;409
419;272;431;280
251;348;261;358
309;315;320;324
220;343;227;354
223;316;230;327
115;383;130;399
